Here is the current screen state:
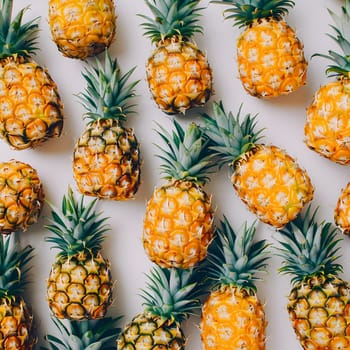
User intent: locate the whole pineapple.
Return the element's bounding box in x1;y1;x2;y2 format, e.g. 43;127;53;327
41;316;121;350
0;0;64;150
139;0;213;114
116;266;201;350
45;187;113;320
212;0;307;98
200;216;269;350
304;0;350;165
0;159;44;235
0;235;36;350
73;50;141;200
48;0;116;59
202;101;314;228
277;205;350;350
142;120;215;268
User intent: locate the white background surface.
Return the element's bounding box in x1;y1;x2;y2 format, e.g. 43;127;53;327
6;0;350;348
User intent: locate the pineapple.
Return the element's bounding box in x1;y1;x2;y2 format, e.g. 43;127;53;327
202;100;314;228
45;187;113;321
73;50;141;200
0;0;64;150
0;159;44;235
334;182;350;235
200;216;269;350
304;0;350;165
212;0;307;98
139;0;213;114
142;120;215;268
41;316;121;350
277;205;350;350
0;234;36;350
116;266;201;350
48;0;116;59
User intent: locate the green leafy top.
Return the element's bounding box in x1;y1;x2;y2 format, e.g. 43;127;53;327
0;234;34;298
139;0;204;43
205;216;269;294
276;205;343;286
201;100;264;168
78;50;139;123
313;0;350;77
0;0;40;59
141;266;202;323
211;0;294;27
45;187;110;259
155;119;215;185
41;317;122;350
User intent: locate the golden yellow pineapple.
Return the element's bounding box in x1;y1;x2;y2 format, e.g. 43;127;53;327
212;0;307;98
143;120;215;268
202;101;314;228
201;216;269;350
305;1;350;165
277;205;350;350
334;182;350;235
139;0;213;114
0;0;63;150
73;50;141;200
0;235;37;349
0;159;44;235
48;0;116;59
45;188;113;320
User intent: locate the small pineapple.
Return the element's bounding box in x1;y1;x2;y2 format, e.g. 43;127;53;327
334;182;350;235
212;0;307;98
277;205;350;350
139;0;213;114
0;234;36;350
41;316;121;350
0;0;64;150
0;159;44;235
304;0;350;165
142;120;215;268
202;101;314;228
73;50;141;200
45;187;113;320
200;216;269;350
48;0;116;59
116;266;201;350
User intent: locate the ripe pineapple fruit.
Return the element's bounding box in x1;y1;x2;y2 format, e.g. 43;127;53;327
48;0;116;59
212;0;307;98
45;187;113;320
0;159;44;235
304;1;350;165
139;0;213;114
73;50;141;200
200;216;269;350
334;182;350;235
0;0;64;150
202;101;314;228
142;120;215;268
116;266;202;350
42;316;121;350
277;205;350;350
0;235;36;350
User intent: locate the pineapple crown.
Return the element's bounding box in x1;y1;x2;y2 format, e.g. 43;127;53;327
0;0;39;59
45;187;110;259
140;266;202;323
211;0;294;27
276;205;343;286
78;50;139;123
0;234;34;299
201;100;264;168
155;119;215;185
205;216;269;294
139;0;204;43
313;0;350;77
41;317;122;350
